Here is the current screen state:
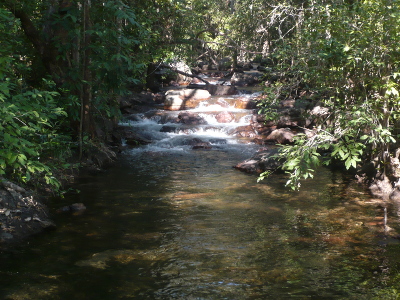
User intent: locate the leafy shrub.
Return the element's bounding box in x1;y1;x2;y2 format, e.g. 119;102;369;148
0;78;71;192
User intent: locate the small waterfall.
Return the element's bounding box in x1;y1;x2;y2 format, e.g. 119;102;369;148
122;91;261;154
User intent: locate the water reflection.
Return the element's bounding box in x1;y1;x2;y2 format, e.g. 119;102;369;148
0;148;400;299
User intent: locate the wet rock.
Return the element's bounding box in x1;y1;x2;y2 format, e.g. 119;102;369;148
164;89;211;110
1;232;13;240
215;111;235;123
119;91;158;114
276;112;303;128
177;112;207;125
391;187;400;201
230;125;257;138
1;180;26;193
70;203;86;212
206;85;237;96
76;249;137;269
252;123;275;136
234;97;257;109
192;143;212;150
216;98;230;108
160;125;177;133
370;176;397;200
0;181;54;247
57;203;86;214
254;107;308;130
209;138;227;145
231;71;264;86
234;148;282;174
32;216;56;228
186;138;212;150
121;128;152;145
264;128;295;144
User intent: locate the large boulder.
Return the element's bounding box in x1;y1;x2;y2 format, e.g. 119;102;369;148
164;89;211;110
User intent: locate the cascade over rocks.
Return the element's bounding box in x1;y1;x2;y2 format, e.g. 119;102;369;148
117;68;315;187
215;111;235;123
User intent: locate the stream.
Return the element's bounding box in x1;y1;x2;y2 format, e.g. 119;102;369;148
1;89;400;299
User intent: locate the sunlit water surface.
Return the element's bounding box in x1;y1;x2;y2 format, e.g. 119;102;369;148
1;94;400;299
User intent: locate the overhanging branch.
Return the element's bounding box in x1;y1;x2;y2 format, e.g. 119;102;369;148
160;63;210;85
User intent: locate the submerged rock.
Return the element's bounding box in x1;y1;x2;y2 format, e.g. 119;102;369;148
57;203;86;214
234;148;282;174
185;138;212;150
75;248;167;269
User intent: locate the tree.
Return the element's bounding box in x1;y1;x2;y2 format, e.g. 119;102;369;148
258;0;400;197
0;0;155;190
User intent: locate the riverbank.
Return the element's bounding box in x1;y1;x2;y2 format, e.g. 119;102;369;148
0;166;95;248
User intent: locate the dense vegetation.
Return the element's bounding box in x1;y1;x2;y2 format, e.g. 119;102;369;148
257;0;400;196
1;0;400;196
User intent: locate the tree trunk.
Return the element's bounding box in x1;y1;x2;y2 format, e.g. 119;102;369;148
79;0;93;158
5;3;66;87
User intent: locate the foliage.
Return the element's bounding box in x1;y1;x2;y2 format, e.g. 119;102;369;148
0;0;206;191
0;77;71;191
258;0;400;189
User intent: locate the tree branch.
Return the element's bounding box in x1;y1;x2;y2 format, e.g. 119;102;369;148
5;4;45;55
160;63;210;85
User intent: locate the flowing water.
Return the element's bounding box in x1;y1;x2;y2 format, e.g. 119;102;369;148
1;91;400;299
